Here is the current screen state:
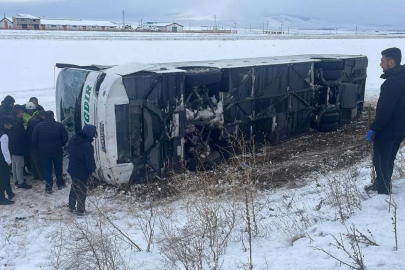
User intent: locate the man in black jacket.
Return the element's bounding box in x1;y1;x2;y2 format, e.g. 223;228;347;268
367;47;405;195
32;110;68;193
10;106;31;189
0;116;15;205
68;124;97;215
0;96;15;117
26;110;45;181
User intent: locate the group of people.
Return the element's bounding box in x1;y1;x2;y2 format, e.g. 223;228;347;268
0;96;98;215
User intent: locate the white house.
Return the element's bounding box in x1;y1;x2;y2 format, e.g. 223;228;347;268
144;22;184;32
40;18;118;31
12;14;40;30
0;17;13;29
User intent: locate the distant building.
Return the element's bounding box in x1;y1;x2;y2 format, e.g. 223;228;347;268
12;14;40;30
9;14;117;31
144;22;184;32
0;17;13;29
40;18;118;31
264;30;284;35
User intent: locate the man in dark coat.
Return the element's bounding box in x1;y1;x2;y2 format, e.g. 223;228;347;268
0;116;15;205
0;96;15;117
68;124;97;215
32;110;68;193
367;47;405;195
26;110;45;181
9;106;31;189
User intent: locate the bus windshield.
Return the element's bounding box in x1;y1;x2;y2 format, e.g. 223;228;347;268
56;68;90;138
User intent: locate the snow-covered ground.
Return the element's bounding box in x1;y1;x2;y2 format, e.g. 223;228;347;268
1;32;405;270
2;34;405;107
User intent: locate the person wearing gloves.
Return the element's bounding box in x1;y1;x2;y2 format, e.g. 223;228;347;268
0;116;15;205
366;47;405;195
67;124;97;215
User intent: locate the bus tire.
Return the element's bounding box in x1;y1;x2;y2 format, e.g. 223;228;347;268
320;112;340;124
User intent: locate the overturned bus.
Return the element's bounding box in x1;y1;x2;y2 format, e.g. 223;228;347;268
55;55;368;185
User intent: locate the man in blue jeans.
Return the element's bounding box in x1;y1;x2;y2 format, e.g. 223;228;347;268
32;110;68;194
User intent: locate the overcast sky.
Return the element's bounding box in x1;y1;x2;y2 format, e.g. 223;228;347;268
1;0;404;27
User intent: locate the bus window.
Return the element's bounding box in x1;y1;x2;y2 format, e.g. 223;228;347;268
56;69;90;138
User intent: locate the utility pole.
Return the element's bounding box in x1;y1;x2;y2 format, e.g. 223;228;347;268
355;25;358;35
234;22;236;33
122;10;125;27
262;23;264;33
214;15;217;30
267;21;269;31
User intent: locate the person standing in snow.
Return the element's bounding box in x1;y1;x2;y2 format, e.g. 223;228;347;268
0;116;15;205
9;106;31;189
0;96;15;117
26;110;45;181
22;102;38;176
67;124;97;215
366;47;405;195
32;110;68;194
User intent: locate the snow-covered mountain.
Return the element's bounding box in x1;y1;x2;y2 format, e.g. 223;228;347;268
263;15;348;30
260;15;404;31
174;14;403;32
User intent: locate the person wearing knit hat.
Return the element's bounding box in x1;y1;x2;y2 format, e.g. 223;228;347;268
67;124;97;215
0;96;15;117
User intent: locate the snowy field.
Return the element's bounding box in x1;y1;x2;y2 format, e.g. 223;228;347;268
1;29;404;40
2;34;405;109
1;32;405;270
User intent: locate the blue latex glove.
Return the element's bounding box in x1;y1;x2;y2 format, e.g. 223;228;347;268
367;130;375;142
